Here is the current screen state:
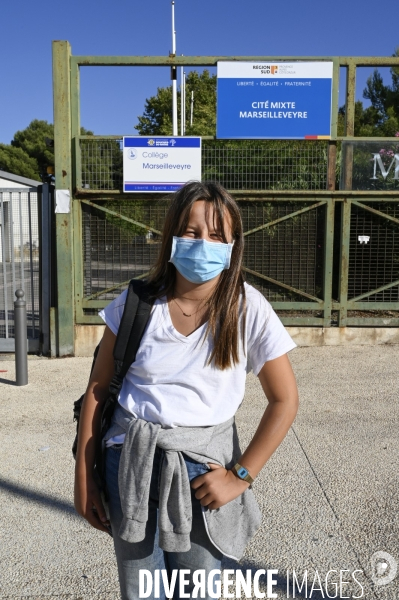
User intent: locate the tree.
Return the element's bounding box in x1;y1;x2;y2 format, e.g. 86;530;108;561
1;120;94;181
339;48;399;136
11;120;55;179
183;70;216;136
0;144;40;180
135;70;216;136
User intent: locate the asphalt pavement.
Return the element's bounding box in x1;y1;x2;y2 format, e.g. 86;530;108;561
0;345;398;599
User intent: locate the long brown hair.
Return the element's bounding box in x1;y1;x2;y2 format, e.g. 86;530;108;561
148;181;246;370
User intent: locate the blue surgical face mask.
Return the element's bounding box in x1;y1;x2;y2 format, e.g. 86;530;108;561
169;236;234;284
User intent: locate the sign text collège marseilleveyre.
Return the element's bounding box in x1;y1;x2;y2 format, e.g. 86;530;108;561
123;137;202;193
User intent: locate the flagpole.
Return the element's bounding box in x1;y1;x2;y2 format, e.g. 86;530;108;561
183;71;186;135
180;60;184;136
171;1;178;136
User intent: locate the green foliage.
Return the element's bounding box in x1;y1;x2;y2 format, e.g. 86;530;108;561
11;120;55;179
135;70;216;136
135;85;174;135
0;144;40;180
183;71;216;136
340;48;399;137
1;119;93;181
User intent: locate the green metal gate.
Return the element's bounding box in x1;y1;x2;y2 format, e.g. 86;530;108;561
52;42;399;355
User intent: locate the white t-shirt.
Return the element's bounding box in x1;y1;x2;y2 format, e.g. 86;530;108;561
99;283;296;446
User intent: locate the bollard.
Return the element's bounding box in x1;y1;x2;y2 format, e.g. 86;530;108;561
14;289;28;386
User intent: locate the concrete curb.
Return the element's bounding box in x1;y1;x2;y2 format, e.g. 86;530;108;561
74;324;399;356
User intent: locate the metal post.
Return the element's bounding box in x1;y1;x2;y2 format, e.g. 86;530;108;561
171;1;178;136
38;183;52;356
52;41;74;356
180;63;184;136
323;198;335;327
183;71;186;135
14;289;28;386
343;63;356;191
0;195;9;340
3;200;11;262
326;142;337;191
27;192;35;340
338;200;351;326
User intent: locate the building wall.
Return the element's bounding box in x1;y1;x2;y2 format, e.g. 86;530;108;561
0;177;31;188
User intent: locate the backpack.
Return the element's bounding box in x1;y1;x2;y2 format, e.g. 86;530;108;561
72;279;154;489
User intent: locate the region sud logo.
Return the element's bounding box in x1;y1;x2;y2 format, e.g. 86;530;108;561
255;64;279;76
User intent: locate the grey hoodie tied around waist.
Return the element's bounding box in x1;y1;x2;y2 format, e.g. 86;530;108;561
103;404;262;560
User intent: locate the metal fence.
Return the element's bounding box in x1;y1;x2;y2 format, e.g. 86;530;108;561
348;201;399;302
81;198;325;305
77;198;399;328
0;189;40;351
77;196;334;326
73;136;399;328
79;138;329;191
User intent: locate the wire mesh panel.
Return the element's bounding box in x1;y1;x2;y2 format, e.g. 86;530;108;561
81;139;123;190
80;138;328;191
241;202;325;302
82;199;169;303
341;141;399;191
82;199;325;310
0;190;39;346
202;141;328;190
348;202;399;302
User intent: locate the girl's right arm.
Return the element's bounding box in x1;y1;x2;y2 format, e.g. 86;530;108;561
74;325;116;533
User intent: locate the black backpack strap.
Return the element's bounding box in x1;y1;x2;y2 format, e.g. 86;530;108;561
108;279;154;395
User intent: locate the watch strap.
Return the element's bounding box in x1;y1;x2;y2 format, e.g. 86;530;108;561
232;462;254;485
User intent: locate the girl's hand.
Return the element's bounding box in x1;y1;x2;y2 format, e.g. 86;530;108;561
74;472;111;534
190;463;249;510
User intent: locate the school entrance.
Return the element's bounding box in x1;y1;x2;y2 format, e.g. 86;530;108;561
51;43;399;356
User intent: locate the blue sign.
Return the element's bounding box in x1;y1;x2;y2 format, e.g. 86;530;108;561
217;62;333;139
123;137;201;192
124;137;201;148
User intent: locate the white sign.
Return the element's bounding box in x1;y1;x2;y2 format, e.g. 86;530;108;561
123;136;201;193
358;236;370;244
55;189;70;213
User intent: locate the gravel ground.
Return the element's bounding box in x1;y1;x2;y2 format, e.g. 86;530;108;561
0;345;398;599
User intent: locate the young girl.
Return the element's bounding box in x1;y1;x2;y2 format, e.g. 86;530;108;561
74;181;299;600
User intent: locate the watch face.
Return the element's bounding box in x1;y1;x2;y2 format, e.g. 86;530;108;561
237;466;249;479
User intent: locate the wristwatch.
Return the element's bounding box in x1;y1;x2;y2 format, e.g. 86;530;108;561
232;462;254;485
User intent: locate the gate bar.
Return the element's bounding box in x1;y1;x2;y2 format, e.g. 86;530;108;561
72;55;399;67
338;200;351;326
39;184;52;356
0;195;9;338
